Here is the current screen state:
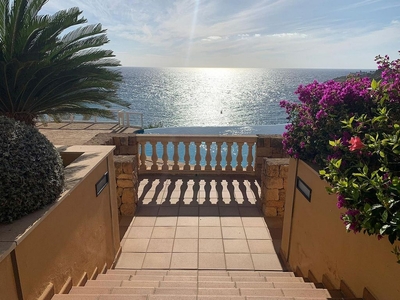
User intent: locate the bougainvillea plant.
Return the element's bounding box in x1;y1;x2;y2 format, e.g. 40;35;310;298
280;52;400;262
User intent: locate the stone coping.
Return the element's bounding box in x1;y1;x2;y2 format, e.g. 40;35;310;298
0;145;115;261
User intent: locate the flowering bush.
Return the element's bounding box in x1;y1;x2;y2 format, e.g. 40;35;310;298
281;52;400;262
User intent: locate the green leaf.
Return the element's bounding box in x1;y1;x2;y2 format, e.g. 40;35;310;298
334;159;342;169
371;79;379;90
382;210;389;223
379;151;385;158
329;140;336;147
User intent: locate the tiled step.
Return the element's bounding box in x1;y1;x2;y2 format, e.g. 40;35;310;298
52;269;334;300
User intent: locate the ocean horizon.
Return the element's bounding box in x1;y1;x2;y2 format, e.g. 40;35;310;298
117;67;373;128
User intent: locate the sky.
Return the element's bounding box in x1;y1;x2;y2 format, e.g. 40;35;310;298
41;0;400;69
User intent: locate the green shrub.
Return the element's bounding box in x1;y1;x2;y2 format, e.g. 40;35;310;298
0;116;65;223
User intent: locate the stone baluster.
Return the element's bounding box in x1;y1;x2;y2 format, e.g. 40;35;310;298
161;141;169;171
139;141;147;171
225;142;233;172
194;141;201;171
246;142;254;172
205;141;212;171
184;141;191;171
173;142;180;171
215;141;223;171
151;141;158;171
236;142;244;172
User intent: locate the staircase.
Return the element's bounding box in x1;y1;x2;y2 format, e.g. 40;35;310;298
52;269;338;299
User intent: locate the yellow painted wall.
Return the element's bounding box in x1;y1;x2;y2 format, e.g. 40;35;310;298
282;158;400;300
0;254;19;300
0;146;120;300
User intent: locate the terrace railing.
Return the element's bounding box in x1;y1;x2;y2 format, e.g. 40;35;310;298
41;109;144;128
136;134;258;175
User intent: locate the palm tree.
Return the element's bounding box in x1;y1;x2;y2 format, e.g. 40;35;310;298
0;0;128;125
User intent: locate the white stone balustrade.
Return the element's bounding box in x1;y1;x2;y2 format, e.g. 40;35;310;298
136;134;257;175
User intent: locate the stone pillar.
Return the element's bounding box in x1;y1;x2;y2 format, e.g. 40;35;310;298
255;135;287;177
261;158;289;217
114;155;139;217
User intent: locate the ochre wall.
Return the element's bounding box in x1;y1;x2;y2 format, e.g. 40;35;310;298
0;254;18;300
282;158;400;300
15;157;118;300
0;146;120;300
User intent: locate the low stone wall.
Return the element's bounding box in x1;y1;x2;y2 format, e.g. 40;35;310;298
255;135;288;177
114;155;139;217
85;133;138;156
261;158;289;217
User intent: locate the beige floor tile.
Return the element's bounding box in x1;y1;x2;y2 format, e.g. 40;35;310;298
199;227;222;239
173;239;198;252
177;216;199;226
221;227;246;239
199;217;220;226
131;216;157;227
219;207;240;216
142;253;172;269
170;253;198;269
225;254;254;270
220;217;243;227
241;217;266;227
155;216;177;227
158;206;179;216
175;227;199;239
122;239;150;253
247;240;276;254
239;207;262;217
199;206;219;216
126;227;154;239
198;198;220;205
136;206;160;216
179;206;199;216
152;227;176;239
198;253;226;269
198;239;224;253
244;227;271;240
147;239;174;252
251;254;283;270
115;253;145;269
223;240;250;253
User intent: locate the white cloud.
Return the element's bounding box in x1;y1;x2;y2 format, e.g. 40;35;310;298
271;33;308;38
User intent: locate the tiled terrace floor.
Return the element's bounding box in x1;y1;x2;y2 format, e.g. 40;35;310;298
117;176;284;271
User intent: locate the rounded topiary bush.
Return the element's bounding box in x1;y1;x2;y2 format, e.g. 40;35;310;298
0;116;64;223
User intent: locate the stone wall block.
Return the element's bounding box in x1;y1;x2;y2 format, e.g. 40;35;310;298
266;200;285;208
120;203;135;216
279;189;286;202
122;188;135;204
117;179;134;188
263;206;277;217
122;163;134;174
265;189;279;201
266;165;280;177
267;177;283;189
118;174;133;180
280;165;289;178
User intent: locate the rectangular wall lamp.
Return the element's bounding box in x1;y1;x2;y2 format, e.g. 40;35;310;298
296;177;312;202
95;172;109;196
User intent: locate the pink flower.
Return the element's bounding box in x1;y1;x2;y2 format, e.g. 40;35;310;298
348;136;365;151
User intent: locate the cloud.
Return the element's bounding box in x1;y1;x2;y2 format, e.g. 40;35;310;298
271;33;308;38
202;35;223;42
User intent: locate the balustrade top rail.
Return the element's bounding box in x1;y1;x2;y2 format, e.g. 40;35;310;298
137;134;258;175
40;109;144;128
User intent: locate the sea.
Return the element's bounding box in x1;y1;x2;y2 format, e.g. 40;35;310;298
117;67;371;128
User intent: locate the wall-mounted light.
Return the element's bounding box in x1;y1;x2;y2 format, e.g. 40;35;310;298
296;177;312;202
95;172;109;196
